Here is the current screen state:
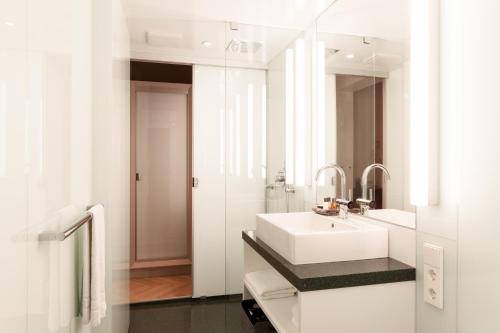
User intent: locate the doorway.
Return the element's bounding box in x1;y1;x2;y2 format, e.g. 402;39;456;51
129;62;193;303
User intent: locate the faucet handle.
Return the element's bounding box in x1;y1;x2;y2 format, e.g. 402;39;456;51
356;198;376;208
336;198;354;210
356;198;376;215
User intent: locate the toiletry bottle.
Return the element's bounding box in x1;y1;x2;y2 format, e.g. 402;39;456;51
323;197;331;210
329;198;337;211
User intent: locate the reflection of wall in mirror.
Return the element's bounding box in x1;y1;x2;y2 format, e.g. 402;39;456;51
384;61;412;212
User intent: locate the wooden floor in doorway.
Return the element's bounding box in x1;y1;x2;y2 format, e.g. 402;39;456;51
129;275;193;304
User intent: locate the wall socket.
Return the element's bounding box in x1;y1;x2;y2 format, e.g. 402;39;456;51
423;243;443;309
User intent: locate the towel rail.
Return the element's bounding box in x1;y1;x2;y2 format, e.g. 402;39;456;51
39;211;93;241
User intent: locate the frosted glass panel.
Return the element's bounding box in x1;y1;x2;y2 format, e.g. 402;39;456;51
136;91;188;260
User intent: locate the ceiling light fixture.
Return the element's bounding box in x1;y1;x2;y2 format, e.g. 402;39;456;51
346;54;355;59
4;21;14;27
201;41;212;48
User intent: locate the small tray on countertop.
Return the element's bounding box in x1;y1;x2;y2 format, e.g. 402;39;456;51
312;207;339;216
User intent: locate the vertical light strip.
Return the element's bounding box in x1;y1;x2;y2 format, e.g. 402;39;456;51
410;0;429;205
235;94;241;177
219;108;225;175
261;84;267;180
317;41;326;185
295;39;306;186
229;104;234;175
285;48;295;184
410;0;438;206
0;82;6;177
247;84;254;179
38;100;44;177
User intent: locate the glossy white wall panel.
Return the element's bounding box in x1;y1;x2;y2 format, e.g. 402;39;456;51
24;0;93;331
92;0;131;332
108;1;131;329
454;1;500;332
0;0;130;331
192;65;226;297
415;0;460;332
225;68;267;294
0;5;29;328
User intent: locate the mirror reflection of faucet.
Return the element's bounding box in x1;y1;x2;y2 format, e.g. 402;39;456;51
356;163;391;215
265;167;296;193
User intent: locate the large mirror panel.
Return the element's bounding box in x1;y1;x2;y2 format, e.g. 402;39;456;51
316;0;414;215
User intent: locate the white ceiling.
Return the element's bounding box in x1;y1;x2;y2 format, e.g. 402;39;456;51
124;0;334;67
124;0;410;71
317;0;410;73
321;33;408;73
128;18;303;67
124;0;333;30
317;0;410;42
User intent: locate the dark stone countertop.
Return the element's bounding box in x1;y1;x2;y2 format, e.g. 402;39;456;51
243;230;416;292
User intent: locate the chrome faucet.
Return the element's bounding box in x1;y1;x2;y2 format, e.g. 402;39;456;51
314;164;351;219
266;168;294;191
357;163;391;215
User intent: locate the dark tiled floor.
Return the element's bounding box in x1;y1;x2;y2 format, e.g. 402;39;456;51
129;295;275;333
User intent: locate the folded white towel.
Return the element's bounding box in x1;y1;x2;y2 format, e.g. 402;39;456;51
82;204;106;326
245;269;297;300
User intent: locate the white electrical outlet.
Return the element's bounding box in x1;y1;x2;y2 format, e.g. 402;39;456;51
423;243;443;309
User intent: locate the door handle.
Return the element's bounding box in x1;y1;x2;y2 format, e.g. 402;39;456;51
136;173;141;181
192;177;199;188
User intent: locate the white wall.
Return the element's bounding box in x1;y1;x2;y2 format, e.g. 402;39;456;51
0;0;130;332
453;0;500;332
415;1;458;332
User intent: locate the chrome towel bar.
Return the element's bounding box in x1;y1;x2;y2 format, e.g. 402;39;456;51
39;211;93;242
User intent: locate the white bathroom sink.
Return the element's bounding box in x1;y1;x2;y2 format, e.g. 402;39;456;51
255;212;388;265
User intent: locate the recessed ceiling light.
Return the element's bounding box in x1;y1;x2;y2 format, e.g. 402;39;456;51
4;21;14;27
201;41;212;48
346;53;355;59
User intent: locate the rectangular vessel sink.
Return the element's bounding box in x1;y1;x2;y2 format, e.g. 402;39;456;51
255;212;388;265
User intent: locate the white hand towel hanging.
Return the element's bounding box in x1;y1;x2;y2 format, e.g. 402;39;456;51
81;204;106;326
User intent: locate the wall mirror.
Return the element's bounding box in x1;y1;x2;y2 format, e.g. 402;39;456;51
315;0;414;215
266;0;415;218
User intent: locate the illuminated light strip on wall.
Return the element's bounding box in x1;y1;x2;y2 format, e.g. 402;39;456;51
261;84;267;180
317;40;326;186
235;94;241;177
219;108;225;175
0;83;6;177
410;0;439;206
285;48;295;185
295;38;306;186
247;84;254;179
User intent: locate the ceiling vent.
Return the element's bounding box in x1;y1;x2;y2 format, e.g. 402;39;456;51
146;31;185;48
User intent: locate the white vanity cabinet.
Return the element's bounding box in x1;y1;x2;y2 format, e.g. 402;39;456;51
243;232;416;333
